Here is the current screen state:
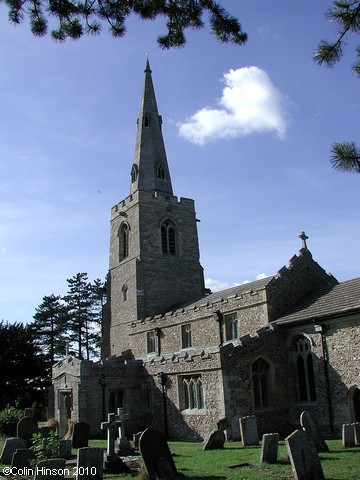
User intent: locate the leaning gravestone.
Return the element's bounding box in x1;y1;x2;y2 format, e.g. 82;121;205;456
0;437;27;464
11;448;36;469
300;410;329;452
17;416;39;448
260;433;279;464
72;422;90;449
239;415;259;446
139;428;177;480
34;458;66;480
203;418;228;450
285;430;325;480
76;447;103;480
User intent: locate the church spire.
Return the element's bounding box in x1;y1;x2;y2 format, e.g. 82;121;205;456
130;58;173;195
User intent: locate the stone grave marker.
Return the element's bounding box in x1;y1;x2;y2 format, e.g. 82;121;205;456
24;408;35;418
300;410;329;452
203;418;228;450
353;422;360;445
17;416;39;447
0;437;27;464
39;426;57;438
115;408;130;451
101;413;129;474
342;423;356;447
76;447;103;480
34;458;66;480
285;429;325;480
59;439;72;459
260;433;279;464
72;422;90;449
11;448;36;469
139;428;177;480
133;431;142;450
239;415;259;446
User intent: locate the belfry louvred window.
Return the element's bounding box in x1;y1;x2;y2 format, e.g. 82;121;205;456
161;219;177;255
119;223;129;261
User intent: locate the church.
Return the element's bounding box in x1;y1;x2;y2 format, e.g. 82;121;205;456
51;60;360;441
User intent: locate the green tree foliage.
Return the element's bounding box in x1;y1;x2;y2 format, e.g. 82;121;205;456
314;1;360;174
3;0;248;48
0;321;49;409
91;277;107;341
63;273;102;360
32;294;69;367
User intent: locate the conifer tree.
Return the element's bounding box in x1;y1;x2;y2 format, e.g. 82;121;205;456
32;294;69;366
63;273;101;360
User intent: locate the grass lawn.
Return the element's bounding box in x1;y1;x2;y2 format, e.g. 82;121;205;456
1;436;359;479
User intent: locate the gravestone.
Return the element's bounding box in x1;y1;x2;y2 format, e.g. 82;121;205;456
203;418;228;450
353;422;360;446
39;426;57;438
300;410;329;453
24;408;35;418
101;413;129;474
0;437;27;464
115;408;130;451
285;430;325;480
260;433;279;464
342;423;356;447
59;439;72;459
72;422;90;449
133;431;143;450
17;416;39;447
34;458;66;480
11;448;36;469
139;428;177;480
239;415;259;446
76;447;103;480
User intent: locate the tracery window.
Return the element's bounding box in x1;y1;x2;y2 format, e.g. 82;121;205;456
118;223;129;261
294;336;317;402
157;164;166;180
224;312;238;340
181;375;204;410
147;331;156;354
252;358;271;409
161;219;177;255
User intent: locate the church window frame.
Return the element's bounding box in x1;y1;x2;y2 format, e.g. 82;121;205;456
161;219;177;256
179;375;204;412
252;358;272;410
224;312;238;341
147;330;156;354
118;222;130;262
181;323;192;349
292;335;317;403
157;163;166;180
131;164;138;183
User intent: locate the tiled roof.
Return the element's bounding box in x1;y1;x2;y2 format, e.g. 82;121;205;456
276;277;360;325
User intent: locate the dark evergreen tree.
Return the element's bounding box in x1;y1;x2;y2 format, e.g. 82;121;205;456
315;1;360;174
0;321;49;409
63;273;100;360
3;0;247;48
91;277;107;345
32;294;69;367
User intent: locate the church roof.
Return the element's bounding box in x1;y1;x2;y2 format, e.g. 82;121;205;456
275;277;360;325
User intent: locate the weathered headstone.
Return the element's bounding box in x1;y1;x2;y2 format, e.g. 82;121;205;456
34;458;66;480
342;423;356;447
0;437;27;464
285;429;325;480
101;413;121;456
133;431;143;450
59;439;72;459
11;448;36;469
24;408;35;418
300;410;329;452
260;433;279;464
39;426;57;438
353;422;360;446
239;415;259;446
203;418;228;450
72;422;90;449
76;447;103;480
17;416;39;447
139;428;177;480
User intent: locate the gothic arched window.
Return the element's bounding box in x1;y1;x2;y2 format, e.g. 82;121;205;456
252;358;271;409
182;375;204;410
119;223;130;261
157;164;166;180
161;219;177;256
293;336;317;402
131;164;138;183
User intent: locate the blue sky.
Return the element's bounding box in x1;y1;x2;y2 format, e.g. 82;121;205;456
0;1;359;324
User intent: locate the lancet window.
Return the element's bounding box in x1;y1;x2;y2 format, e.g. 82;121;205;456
161;219;177;255
293;336;317;402
252;358;271;409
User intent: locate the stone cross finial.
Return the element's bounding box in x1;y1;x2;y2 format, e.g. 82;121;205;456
299;231;309;249
101;413;122;455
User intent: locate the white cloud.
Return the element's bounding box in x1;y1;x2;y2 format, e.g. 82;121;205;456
205;278;230;292
178;66;289;145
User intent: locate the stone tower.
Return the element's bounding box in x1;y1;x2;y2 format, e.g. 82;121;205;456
106;60;205;357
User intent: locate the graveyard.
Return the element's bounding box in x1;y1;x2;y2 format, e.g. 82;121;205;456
0;411;359;480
